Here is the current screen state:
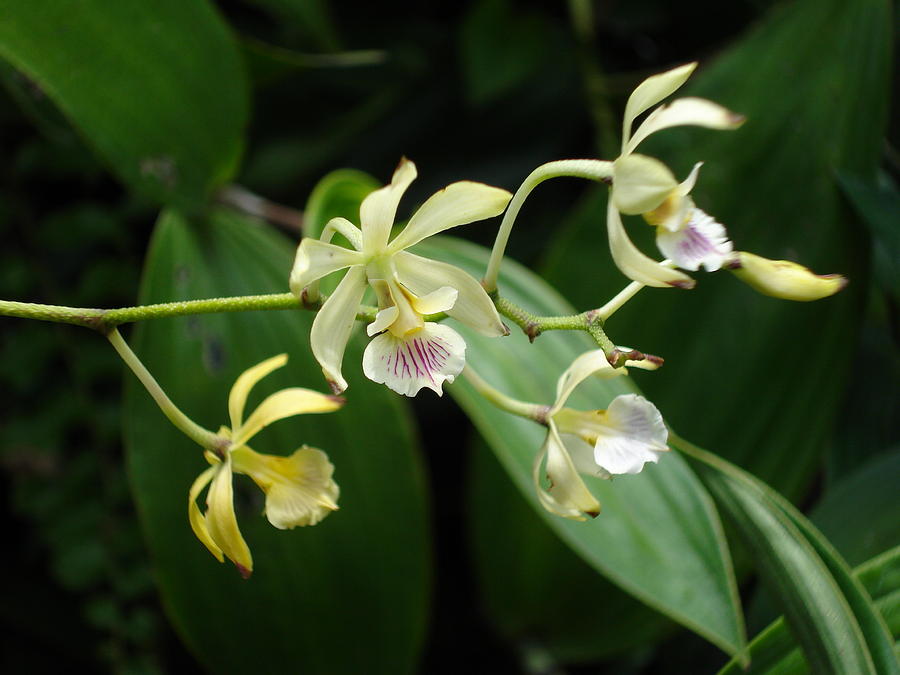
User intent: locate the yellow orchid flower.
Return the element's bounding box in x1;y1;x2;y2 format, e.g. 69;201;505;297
189;354;342;578
290;158;511;397
533;351;669;520
607;63;744;288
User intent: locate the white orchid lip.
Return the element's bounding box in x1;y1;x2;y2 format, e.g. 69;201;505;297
362;322;466;397
655;207;733;272
289;157;511;395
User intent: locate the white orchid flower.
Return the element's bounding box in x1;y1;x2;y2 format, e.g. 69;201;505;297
533;351;669;520
608;63;744;287
290;159;511;396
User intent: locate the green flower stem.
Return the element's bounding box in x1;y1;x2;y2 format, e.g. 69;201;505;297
461;364;546;423
0;293;380;332
483;159;614;294
596;279;645;321
107;328;222;451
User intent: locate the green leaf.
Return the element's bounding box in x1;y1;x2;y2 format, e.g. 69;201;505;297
541;0;891;501
415;236;746;658
675;437;896;674
718;549;900;675
123;209;429;672
303;168;379;240
0;0;249;207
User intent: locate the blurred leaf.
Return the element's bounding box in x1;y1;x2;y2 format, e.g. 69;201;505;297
812;449;900;567
676;437;897;675
415;236;745;658
0;0;249;207
459;0;561;106
242;0;340;52
469;435;672;663
124;209;430;673
541;0;891;501
839;172;900;297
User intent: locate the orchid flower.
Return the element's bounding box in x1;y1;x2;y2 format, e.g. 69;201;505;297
290;158;511;397
533;351;668;520
189;354;342;578
607;63;744;287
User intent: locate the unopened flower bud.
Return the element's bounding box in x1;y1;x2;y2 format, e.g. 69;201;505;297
727;251;847;301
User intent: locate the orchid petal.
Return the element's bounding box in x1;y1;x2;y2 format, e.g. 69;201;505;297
205;456;253;577
622;62;697;151
394;251;507;336
552;350;622;411
625;97;745;155
593;394;669;476
656;208;733;272
232;388;343;448
310;265;368;393
231;445;339;529
228;353;287;431
289;238;365;297
728;251;848;301
360;158;417;253
409;285;458;315
612;154;679;215
188;466;223;562
606;200;695;288
533;423;601;520
362;322;465;397
387;181;512;253
564;432;613;480
367;306;400;337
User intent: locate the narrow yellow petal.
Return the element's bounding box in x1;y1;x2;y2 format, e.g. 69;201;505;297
533;424;601;520
310;265;368;393
625;97;744;155
232;388;343;447
622;62;697;151
606;200;695;289
288;238;366;297
206;456;253;578
188;466;223;563
387;181;512;253
360;158;417;254
553;350;622;412
228;354;288;431
728;251;848;301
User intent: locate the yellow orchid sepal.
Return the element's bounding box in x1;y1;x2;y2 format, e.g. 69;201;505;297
727;252;848;301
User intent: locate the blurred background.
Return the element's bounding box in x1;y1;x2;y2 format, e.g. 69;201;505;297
0;0;896;673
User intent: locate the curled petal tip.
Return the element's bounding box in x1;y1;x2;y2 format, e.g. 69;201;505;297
668;278;696;290
327;395;346;406
326;378;345;395
236;563;252;580
586;507;601;518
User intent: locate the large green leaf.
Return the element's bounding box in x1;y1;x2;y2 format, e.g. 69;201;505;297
541;0;891;501
415;236;746;658
0;0;248;207
676;438;897;674
123;209;429;673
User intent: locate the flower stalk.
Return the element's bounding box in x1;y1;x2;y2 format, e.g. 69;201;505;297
461;365;547;422
106;328;222;451
483;159;614;294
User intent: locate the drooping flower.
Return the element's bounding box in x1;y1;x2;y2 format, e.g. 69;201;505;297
606;63;744;287
290;158;511;397
533;351;669;520
189;354;342;577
